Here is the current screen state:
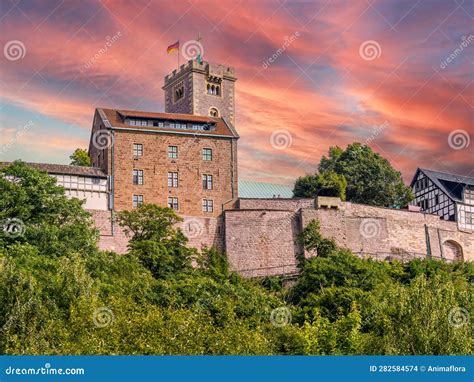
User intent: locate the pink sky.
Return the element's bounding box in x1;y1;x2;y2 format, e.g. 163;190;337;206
0;0;472;185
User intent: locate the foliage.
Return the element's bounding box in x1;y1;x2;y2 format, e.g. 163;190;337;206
293;171;347;200
0;161;98;256
298;219;337;258
116;204;195;279
294;143;414;207
69;148;91;167
0;163;471;355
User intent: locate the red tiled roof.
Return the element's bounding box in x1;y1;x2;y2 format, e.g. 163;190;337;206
98;108;238;138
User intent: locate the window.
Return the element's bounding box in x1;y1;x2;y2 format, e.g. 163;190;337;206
92;178;100;185
153;121;164;127
202;148;213;161
173;83;184;102
207;84;221;96
168;146;178;159
434;194;439;205
202;174;213;190
133;169;144;185
168;197;179;210
202;199;213;213
132;194;143;208
168;172;178;188
466;212;474;225
209;107;219;117
133;143;143;157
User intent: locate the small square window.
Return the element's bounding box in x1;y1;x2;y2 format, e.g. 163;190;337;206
168;197;179;210
133;194;143;208
133;169;144;185
168;146;178;159
168;172;178;188
202;199;213;213
133;143;143;157
202;148;212;161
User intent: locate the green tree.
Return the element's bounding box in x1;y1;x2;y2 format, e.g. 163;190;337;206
294;143;413;207
0;161;98;257
293;171;347;200
69;148;91;167
116;204;196;279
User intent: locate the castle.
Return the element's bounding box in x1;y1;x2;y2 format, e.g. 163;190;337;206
16;59;474;275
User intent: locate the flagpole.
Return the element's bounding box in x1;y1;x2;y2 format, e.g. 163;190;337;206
177;39;180;69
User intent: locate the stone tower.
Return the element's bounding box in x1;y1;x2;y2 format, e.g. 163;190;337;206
163;59;237;125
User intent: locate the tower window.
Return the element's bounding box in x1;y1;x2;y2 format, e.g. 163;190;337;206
209;108;219;118
206;83;221;96
173;82;185;103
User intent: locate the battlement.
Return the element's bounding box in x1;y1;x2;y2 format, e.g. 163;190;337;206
164;59;236;87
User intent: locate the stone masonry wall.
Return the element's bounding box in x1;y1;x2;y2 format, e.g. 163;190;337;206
238;198;314;211
90;199;473;276
111;130;236;217
224;209;303;277
89;209;224;254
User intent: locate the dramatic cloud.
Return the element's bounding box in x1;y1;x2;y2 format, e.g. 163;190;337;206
1;0;472;184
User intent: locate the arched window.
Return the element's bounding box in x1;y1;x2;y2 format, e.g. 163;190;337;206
209;107;219;118
207;84;211;94
216;86;220;96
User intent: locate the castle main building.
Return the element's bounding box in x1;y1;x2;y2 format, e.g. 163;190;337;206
88;60;239;217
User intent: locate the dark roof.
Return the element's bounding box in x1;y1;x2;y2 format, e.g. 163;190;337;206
411;168;474;202
97;108;239;138
1;162;107;178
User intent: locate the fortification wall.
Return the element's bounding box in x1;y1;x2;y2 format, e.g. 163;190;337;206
238;198;314;211
89;199;473;276
89;209;223;254
224;209;303;277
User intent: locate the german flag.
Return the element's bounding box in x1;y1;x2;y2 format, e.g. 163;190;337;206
167;41;179;53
